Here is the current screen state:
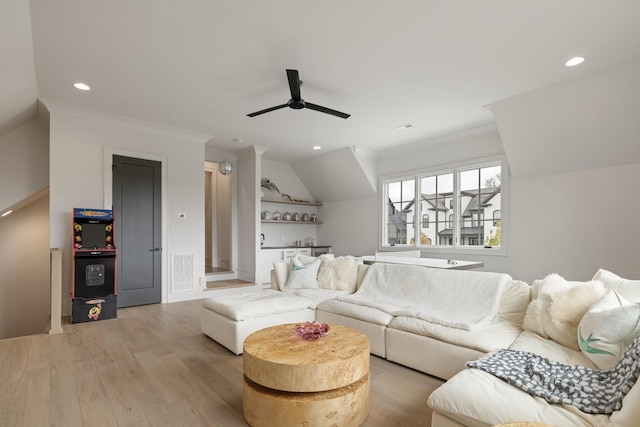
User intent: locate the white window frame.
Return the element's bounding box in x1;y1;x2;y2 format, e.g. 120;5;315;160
379;155;508;256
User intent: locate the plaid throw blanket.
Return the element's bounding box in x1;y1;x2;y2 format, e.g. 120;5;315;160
467;336;640;414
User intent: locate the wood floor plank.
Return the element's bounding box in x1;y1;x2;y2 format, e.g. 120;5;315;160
80;397;119;427
0;298;443;426
50;371;83;427
15;366;50;426
96;359;149;427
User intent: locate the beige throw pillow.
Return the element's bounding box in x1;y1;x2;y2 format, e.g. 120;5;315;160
523;273;606;350
316;256;361;292
593;269;640;303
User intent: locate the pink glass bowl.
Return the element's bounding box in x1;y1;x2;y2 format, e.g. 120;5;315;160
293;321;330;340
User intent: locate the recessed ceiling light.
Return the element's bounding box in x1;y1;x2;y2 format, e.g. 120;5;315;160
232;138;244;143
313;146;322;150
565;56;585;67
396;123;413;130
1;210;13;217
73;82;91;91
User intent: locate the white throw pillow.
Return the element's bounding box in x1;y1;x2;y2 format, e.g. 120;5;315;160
593;269;640;303
523;273;606;350
295;253;334;266
316;256;361;292
283;258;321;290
578;289;640;370
294;253;317;265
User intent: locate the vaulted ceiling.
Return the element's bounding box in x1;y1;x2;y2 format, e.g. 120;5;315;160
3;1;640;163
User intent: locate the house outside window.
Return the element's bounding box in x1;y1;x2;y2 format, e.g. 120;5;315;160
381;158;506;253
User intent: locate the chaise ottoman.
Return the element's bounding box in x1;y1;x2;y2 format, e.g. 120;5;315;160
200;288;315;354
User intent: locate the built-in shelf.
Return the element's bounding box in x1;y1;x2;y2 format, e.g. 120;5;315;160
261;220;323;224
261;199;322;207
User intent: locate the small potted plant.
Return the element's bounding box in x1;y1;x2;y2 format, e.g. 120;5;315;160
261;178;280;196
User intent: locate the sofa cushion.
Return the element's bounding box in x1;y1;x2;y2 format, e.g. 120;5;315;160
316;298;394;326
202;289;313;321
428;367;611;427
283;258;321;290
285;289;350;309
593;269;640;303
523;274;606;350
510;330;596;368
578;289;640;370
388;315;522;354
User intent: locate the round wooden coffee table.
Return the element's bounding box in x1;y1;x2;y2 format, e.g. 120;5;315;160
243;323;370;427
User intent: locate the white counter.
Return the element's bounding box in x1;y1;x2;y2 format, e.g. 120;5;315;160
359;255;483;270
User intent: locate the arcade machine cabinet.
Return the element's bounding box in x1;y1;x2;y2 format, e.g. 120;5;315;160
71;208;117;323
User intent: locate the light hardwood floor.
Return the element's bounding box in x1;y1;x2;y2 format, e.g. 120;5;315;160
0;299;443;426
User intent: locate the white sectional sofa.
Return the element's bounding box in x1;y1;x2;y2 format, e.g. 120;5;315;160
200;258;640;426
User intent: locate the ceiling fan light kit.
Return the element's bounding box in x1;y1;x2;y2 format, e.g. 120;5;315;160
247;69;350;119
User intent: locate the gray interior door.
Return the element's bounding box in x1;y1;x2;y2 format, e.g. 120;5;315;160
113;155;162;307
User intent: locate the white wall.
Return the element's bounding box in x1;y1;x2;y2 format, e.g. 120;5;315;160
46;101;211;313
504;162;640;282
0;118;49;212
318;196;379;256
262;158;314;201
0;194;49;339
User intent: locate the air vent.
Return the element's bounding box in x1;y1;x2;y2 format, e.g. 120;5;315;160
171;253;195;292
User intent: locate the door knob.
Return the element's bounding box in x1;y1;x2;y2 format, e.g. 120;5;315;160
149;248;161;252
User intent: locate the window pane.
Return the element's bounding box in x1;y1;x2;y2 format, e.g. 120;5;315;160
459;165;501;248
385;179;415;246
419;173;453;247
388;181;401;202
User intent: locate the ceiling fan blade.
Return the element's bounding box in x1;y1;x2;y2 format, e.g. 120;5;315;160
247;104;288;117
286;69;301;100
305;102;351;119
